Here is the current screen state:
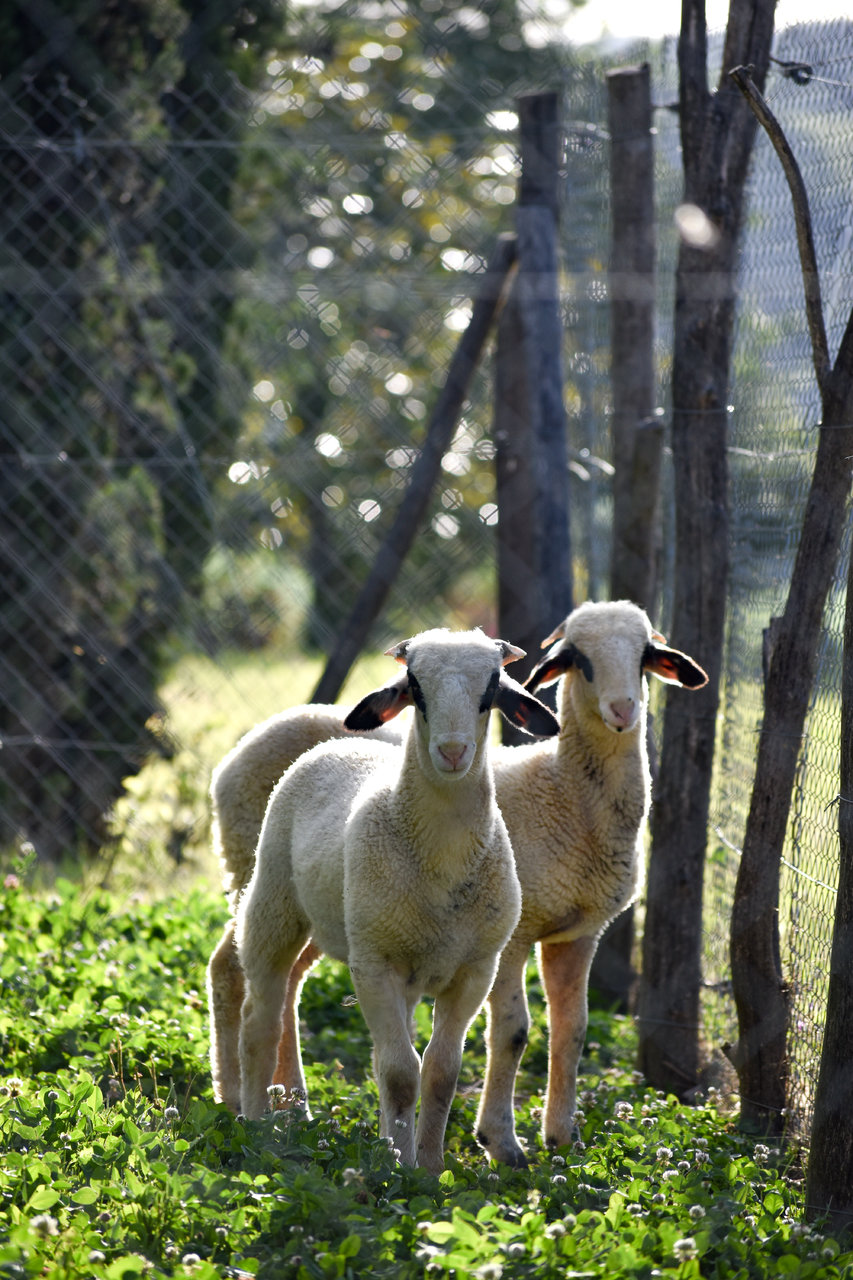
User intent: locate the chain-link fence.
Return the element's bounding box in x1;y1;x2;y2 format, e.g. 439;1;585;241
2;3;852;1137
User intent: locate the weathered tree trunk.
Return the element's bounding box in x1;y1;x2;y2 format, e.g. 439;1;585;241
593;62;658;1006
724;70;853;1134
806;513;853;1227
637;0;776;1094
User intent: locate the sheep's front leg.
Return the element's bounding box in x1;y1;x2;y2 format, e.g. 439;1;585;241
538;933;597;1150
206;917;244;1113
418;958;497;1174
475;938;531;1168
352;965;420;1165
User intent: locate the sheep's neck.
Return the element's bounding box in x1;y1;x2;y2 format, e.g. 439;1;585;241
395;737;496;854
558;686;649;771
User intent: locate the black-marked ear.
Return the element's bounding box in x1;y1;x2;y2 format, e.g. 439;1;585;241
524;642;592;693
344;675;412;730
643;642;708;689
385;638;412;664
540;619;567;649
496;639;526;666
495;673;560;737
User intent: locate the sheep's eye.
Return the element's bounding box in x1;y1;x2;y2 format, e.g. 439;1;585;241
570;645;594;682
408;672;427;719
479;669;500;713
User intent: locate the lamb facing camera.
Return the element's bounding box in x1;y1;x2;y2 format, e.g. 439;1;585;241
233;628;559;1173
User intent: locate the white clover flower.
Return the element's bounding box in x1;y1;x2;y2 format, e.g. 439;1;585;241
30;1214;59;1238
394;1118;408;1129
662;1169;679;1181
656;1147;673;1161
754;1143;770;1163
89;1251;106;1263
341;1168;361;1185
678;1160;691;1171
267;1083;286;1101
505;1242;526;1258
545;1221;566;1238
474;1264;503;1280
563;1213;577;1229
614;1101;633;1120
181;1254;201;1267
626;1203;644;1216
551;1154;566;1166
689;1204;706;1220
551;1174;567;1186
673;1237;698;1262
164;1106;180;1122
652;1192;666;1205
641;1117;655;1128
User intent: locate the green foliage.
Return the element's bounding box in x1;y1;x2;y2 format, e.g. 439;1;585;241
1;876;851;1278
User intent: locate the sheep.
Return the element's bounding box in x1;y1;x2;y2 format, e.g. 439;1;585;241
207;601;707;1167
473;599;708;1166
231;628;560;1173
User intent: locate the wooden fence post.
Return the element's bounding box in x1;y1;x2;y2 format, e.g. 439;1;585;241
514;92;573;631
591;62;658;1006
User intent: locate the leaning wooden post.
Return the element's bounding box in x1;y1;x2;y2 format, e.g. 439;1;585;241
592;63;659;1006
311;234;517;704
514;91;573;629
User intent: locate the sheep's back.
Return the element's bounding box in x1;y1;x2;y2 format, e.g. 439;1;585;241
211;705;404;902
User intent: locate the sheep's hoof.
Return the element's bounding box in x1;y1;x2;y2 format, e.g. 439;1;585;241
478;1131;528;1170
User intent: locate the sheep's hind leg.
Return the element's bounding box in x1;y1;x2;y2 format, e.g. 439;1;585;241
239;924;311;1120
418;958;498;1175
273;939;321;1113
538;934;597;1150
206;916;244;1112
475;939;531;1168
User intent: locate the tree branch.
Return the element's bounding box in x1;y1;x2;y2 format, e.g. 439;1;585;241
729;65;831;400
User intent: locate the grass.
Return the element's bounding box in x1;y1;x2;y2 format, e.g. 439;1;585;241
1;869;852;1279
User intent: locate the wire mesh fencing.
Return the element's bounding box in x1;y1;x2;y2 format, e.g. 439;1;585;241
1;3;852;1138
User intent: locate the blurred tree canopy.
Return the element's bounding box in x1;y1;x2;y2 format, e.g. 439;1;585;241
0;0;581;861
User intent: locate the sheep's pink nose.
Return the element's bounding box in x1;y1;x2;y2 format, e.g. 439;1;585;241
608;699;635;730
438;742;468;770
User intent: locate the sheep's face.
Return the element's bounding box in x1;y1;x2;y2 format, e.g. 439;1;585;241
561;606;651;734
344;628;560;776
524;601;709;735
404;631;520;780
